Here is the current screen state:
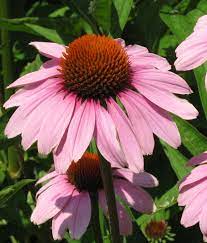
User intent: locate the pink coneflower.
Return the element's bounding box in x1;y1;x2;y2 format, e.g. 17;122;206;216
4;34;198;173
175;15;207;87
178;152;207;241
31;152;158;240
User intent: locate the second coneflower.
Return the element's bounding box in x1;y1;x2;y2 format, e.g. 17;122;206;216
4;34;198;173
31;152;158;240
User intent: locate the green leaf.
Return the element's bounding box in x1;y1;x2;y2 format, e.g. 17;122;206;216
156;184;179;210
90;0;112;33
0;179;35;207
25;23;64;44
20;54;42;76
112;0;133;30
174;116;207;155
161;141;190;179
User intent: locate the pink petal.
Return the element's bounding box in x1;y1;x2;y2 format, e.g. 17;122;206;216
180;187;207;227
31;179;73;225
36;175;68;198
95;103;127;168
178;179;207;206
7;59;60;88
21;89;63;150
188;152;207;166
134;82;198;120
126;45;170;71
4;77;63;109
113;168;159;188
116;38;126;47
4;84;59;139
53;101;82;173
67;100;95;162
119;93;154;155
133;69;192;94
199;206;207;238
36;171;58;185
116;202;133;235
98;190;132;236
30;42;66;59
122;90;181;148
107;99;144;172
179;164;207;190
37;94;76;154
114;179;156;213
62;190;91;240
125;44;148;56
175;30;207;71
194;15;207;32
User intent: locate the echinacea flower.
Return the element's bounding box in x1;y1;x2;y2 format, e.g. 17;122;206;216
174;15;207;87
178;151;207;241
31;152;158;240
4;34;198;173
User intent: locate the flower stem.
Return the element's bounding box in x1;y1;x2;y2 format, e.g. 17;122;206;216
90;192;103;243
0;0;13;101
99;152;121;243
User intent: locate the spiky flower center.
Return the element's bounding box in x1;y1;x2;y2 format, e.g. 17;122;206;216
67;152;103;192
145;220;168;240
60;34;131;101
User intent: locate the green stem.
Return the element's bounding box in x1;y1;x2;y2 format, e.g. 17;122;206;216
90;192;103;243
0;0;13;101
99;152;121;243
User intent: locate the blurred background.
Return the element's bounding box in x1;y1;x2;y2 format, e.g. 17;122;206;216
0;0;207;242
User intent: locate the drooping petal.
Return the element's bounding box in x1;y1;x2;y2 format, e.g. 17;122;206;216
119;93;154;155
122;90;181;148
30;42;66;59
7;59;60;88
178;178;207;206
187;152;207;166
126;45;171;71
31;178;74;225
134;82;198;120
113;168;159;188
175;24;207;71
36;175;68;198
36;171;58;185
180;188;207;227
125;44;149;56
114;179;156;213
95;103;127;168
67;100;95;162
4;77;62;109
37;94;76;154
98;190;132;235
133;69;192;94
21;89;64;150
60;190;91;240
199;206;207;238
107;98;144;172
5;84;60;139
178;164;207;190
53;101;82;173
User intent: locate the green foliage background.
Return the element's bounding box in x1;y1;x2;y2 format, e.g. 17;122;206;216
0;0;207;242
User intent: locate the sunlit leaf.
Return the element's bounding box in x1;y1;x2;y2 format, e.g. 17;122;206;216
112;0;133;30
174;116;207;155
